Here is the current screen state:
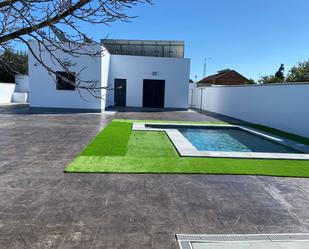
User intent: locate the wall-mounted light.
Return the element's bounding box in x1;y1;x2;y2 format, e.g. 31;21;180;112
152;71;159;76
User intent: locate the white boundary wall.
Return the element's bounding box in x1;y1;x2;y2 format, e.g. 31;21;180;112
190;83;309;138
0;83;15;103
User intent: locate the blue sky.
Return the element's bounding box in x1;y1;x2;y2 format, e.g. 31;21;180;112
61;0;309;81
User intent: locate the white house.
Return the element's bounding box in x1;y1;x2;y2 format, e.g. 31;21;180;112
28;39;190;111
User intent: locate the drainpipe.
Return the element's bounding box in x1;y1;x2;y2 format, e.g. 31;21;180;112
200;88;203;112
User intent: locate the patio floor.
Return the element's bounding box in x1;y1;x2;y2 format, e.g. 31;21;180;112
1;105;309;249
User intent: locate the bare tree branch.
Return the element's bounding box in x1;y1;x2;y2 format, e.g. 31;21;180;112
0;0;94;43
0;0;19;9
0;0;152;98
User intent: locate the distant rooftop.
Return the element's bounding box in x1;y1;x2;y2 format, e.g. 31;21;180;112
198;69;249;86
101;39;184;58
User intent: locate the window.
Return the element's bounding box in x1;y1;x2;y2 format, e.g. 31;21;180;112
56;71;76;91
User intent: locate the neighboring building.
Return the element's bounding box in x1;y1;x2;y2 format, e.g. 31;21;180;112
28;39;190;111
197;69;249;86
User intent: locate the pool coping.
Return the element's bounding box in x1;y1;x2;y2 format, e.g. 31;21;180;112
176;233;309;249
132;122;309;160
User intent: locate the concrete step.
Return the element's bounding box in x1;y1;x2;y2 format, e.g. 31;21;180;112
12;92;28;103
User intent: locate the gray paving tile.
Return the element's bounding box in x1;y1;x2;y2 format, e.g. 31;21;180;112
1;105;309;249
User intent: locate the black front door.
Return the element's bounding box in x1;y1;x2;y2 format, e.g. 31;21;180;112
114;79;126;107
143;79;165;108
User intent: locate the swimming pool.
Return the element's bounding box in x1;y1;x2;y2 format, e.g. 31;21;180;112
178;127;301;153
133;123;309;160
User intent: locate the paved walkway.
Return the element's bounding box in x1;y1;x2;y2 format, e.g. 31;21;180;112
0;105;309;249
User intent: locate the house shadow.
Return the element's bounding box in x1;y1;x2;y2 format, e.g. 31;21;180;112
0;104;102;115
191;108;248;125
106;106;188;113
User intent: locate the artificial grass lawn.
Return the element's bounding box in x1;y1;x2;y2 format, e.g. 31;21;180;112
65;119;309;177
81;121;131;156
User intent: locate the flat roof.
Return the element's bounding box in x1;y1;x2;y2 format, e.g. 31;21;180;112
101;39;184;58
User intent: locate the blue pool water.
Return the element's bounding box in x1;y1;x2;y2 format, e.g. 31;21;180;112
178;127;301;153
146;124;302;153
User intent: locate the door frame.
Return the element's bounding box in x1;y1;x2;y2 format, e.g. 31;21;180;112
114;78;127;107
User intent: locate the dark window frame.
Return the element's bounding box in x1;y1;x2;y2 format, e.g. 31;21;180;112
56;71;76;91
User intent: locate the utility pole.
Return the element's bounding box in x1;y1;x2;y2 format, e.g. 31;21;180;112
203;57;212;78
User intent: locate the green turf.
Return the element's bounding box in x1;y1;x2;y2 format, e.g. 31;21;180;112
248;124;309;146
65;120;309;177
80;121;131;156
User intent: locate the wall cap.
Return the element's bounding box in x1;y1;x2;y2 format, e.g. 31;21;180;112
0;82;16;84
197;82;309;88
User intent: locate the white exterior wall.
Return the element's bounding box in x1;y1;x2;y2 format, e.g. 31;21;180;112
29;41;102;110
28;41;190;110
15;75;29;93
191;83;309;138
107;55;190;109
0;83;15;103
100;50;111;110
